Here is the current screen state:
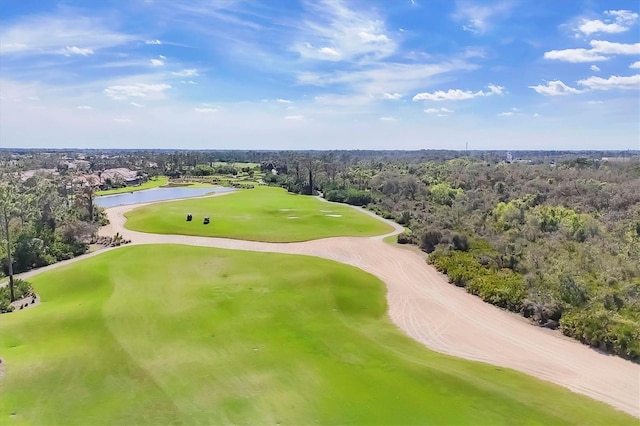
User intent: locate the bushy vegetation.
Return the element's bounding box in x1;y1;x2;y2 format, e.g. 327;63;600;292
0;171;101;300
256;152;640;360
372;159;640;360
3;148;639;360
0;279;34;313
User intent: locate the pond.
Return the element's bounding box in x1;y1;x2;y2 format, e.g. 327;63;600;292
95;187;235;208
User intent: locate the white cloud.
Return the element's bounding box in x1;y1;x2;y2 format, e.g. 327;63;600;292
578;74;640;90
150;58;164;66
130;102;144;107
590;65;600;72
104;83;172;100
529;80;583;96
498;112;514;116
276;98;293;103
544;40;638;63
425;107;454;114
76;105;93;110
379;116;396;121
293;0;396;62
544;48;607;63
172;69;199;77
359;32;390;43
576;9;639;35
453;1;513;34
194;107;220;113
630;61;640;69
113;118;132;123
590;40;640;55
413;84;504;101
587;100;604;104
578;20;627;35
63;46;93;56
382;92;402;100
605;10;639;23
145;39;162;45
487;84;504;95
284;115;304;120
318;46;340;57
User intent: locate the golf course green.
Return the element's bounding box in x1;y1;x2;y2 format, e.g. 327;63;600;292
0;245;633;425
124;186;393;242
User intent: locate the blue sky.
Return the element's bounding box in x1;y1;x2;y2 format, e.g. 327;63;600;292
1;0;638;150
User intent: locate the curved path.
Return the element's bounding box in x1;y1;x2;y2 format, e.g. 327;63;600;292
24;195;640;417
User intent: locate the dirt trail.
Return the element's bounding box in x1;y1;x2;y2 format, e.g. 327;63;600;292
29;196;639;417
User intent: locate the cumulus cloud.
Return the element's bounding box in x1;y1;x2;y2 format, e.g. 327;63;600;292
543;41;639;63
413;84;503;101
497;112;514;116
544;48;607;63
577;74;640;90
590;40;640;55
591;65;600;72
379;116;396;121
276;98;293;103
530;75;639;95
576;9;639;35
104;83;171;100
150;58;164;66
528;80;582;96
630;61;640;69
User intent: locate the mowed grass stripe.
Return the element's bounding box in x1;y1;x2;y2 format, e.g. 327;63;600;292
125;186;393;242
0;245;633;425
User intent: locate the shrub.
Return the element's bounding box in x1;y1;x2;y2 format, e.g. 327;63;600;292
396;231;417;245
420;230;442;253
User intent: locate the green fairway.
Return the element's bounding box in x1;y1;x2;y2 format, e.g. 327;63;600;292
96;176;169;196
0;245;632;425
125;186;393;241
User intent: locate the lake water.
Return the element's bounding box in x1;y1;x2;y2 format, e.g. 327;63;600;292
95;187;235;208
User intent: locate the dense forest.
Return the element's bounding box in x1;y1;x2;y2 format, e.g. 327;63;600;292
1;149;639;360
0;170;104;311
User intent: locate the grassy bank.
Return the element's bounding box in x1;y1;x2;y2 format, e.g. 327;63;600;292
96;176;169;196
0;244;632;425
125;186;393;242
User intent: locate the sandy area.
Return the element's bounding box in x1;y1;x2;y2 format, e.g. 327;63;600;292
23;194;640;417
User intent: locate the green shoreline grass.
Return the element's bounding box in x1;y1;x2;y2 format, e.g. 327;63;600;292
125;186;393;242
96;176;169;196
0;244;633;425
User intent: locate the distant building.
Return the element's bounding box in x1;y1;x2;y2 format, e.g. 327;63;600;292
101;168;143;187
20;168;58;181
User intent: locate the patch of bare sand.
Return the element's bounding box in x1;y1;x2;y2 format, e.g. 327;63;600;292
20;193;640;417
